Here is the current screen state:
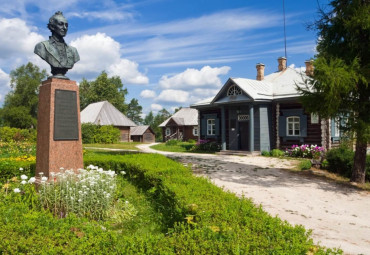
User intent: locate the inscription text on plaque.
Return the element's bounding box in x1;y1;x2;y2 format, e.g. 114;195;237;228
54;89;79;140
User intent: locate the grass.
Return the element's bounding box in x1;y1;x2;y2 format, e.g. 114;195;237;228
150;142;212;153
83;142;141;151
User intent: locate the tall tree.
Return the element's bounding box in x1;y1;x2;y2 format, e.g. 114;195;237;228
299;0;370;183
126;98;143;124
152;109;171;141
143;111;154;126
79;71;128;113
0;62;47;128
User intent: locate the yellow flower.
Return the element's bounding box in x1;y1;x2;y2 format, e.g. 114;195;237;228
2;183;10;189
11;177;18;182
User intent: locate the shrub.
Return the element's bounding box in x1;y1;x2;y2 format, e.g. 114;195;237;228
285;144;324;159
81;123;120;144
38;166;122;220
271;149;285;157
299;160;312;170
326;147;354;178
166;139;180;146
261;150;270;156
0;127;36;142
190;139;220;152
94;125;120;144
83;153;336;254
187;139;196;144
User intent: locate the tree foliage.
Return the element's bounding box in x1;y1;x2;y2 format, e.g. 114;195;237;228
79;71;128;113
299;0;370;183
126;98;143;125
144;109;171;141
0;62;47;128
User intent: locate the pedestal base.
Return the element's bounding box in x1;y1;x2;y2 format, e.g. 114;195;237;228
36;78;83;177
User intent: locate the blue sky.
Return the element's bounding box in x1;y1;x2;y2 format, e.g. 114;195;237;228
0;0;330;116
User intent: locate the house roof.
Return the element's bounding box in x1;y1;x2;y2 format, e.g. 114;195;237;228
81;101;137;127
159;107;198;127
191;67;310;107
130;125;152;136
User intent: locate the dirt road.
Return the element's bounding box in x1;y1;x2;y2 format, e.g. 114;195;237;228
136;144;370;255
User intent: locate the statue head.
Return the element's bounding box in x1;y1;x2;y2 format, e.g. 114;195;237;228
47;11;68;38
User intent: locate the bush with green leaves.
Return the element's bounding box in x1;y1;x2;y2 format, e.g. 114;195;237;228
271;149;285;157
261;150;270;156
326;146;370;181
299;160;312;170
165;139;179;146
81;123;120;144
190;139;220;152
0;126;36;142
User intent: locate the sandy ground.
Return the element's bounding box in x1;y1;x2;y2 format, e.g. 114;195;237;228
136;143;370;255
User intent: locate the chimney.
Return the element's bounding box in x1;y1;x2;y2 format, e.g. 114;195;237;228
305;60;314;76
278;57;287;71
256;63;265;81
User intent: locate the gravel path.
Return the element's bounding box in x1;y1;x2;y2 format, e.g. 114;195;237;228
136;144;370;255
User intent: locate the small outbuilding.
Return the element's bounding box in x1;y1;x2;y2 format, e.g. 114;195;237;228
130;125;155;143
81;101;137;142
159;107;198;142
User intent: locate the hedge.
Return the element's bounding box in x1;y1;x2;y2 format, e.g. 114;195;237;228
0;153;340;254
84;153;338;254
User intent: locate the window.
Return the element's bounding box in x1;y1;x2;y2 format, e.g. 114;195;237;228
287;116;300;136
334;117;340;137
165;128;171;136
311;113;319;124
193;127;198;136
227;85;242;96
207;119;215;135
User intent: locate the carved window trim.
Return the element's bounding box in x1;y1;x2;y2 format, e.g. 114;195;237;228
227;85;242;96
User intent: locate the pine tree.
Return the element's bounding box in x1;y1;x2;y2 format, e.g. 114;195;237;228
299;0;370;183
126;98;143;124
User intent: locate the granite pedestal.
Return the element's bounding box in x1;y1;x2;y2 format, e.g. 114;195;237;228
36;78;83;177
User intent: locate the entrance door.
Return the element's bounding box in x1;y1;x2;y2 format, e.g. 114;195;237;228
239;122;249;151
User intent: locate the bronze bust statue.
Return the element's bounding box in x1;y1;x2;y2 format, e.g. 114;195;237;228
34;11;80;79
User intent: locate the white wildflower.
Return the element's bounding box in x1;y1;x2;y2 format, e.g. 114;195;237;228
41;176;48;182
120;171;126;175
19;167;24;171
20;174;28;180
28;177;36;184
13;188;21;193
21;180;27;185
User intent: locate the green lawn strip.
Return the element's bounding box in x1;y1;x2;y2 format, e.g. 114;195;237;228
84;152;340;254
151;142;213;153
83;142;141;151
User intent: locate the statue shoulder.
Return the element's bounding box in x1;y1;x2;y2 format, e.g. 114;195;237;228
34;41;49;55
67;44;80;61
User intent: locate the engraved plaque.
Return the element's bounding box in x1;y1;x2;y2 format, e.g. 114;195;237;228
54;89;79;140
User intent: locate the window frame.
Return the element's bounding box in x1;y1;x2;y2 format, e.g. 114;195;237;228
207;119;216;135
227;85;242;96
165;127;171;136
286;116;300;136
193;127;198;136
311;113;319;124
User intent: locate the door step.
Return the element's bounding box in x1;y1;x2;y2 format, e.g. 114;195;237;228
216;150;261;156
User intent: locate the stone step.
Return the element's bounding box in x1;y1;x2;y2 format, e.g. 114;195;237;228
216;150;261;156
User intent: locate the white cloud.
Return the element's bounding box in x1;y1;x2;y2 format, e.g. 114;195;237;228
69;11;133;22
0;18;44;60
157;89;189;103
140;89;156;98
108;59;148;84
150;103;163;111
159;66;230;89
0;68;10;104
70;33;148;84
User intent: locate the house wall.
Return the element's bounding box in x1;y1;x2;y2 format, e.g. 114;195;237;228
118;126;130;142
277;102;322;150
143;129;155;143
199;108;222;143
183;126;198;141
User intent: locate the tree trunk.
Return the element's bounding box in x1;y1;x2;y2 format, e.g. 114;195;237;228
350;139;367;183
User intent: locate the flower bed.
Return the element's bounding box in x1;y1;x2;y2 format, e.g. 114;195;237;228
285;144;324;159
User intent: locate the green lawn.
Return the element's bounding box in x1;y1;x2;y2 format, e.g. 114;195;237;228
150;142;196;153
83;142;141;151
